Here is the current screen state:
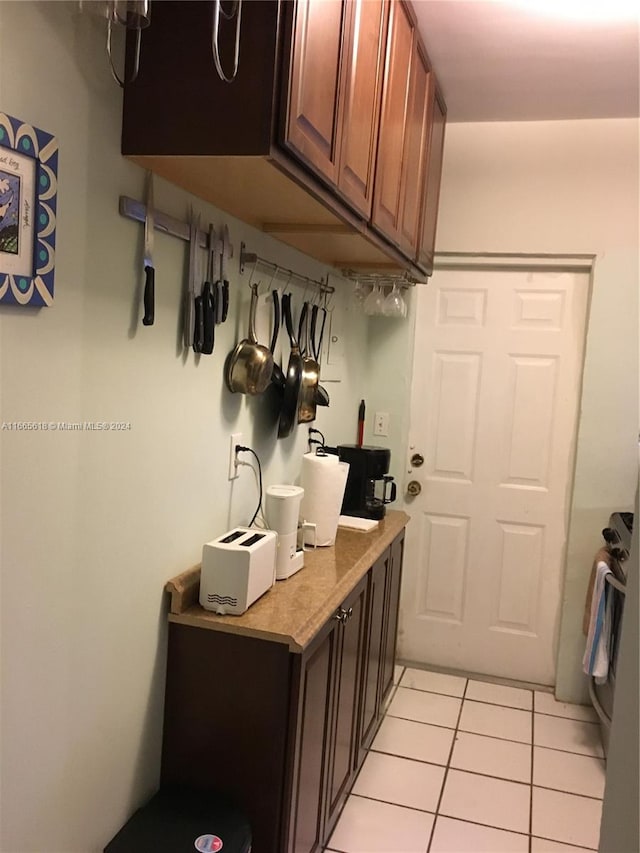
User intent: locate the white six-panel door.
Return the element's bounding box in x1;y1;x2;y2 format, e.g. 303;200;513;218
398;267;589;684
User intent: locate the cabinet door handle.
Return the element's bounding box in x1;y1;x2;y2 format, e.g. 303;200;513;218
334;607;352;624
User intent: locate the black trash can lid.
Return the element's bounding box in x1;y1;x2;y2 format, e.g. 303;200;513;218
104;787;251;853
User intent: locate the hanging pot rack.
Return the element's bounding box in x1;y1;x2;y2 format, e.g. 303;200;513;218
340;268;417;291
239;243;334;294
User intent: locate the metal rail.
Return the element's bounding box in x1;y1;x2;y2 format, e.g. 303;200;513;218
239;243;334;293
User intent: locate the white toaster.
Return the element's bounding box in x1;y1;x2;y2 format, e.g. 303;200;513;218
199;527;277;615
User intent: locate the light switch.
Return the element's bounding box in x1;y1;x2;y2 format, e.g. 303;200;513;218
374;412;389;436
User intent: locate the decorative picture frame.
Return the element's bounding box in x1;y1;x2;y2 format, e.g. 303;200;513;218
0;112;58;307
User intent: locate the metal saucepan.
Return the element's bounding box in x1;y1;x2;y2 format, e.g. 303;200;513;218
311;304;329;407
297;302;319;424
225;283;274;395
278;293;303;438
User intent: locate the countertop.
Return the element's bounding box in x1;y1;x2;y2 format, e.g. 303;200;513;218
165;510;410;652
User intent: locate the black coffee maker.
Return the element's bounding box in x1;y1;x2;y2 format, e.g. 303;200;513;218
337;445;397;520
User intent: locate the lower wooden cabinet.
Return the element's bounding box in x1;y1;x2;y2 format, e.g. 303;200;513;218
357;548;390;761
161;531;405;853
381;531;405;700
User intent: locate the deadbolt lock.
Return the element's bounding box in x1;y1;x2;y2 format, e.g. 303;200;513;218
406;480;422;497
410;453;425;467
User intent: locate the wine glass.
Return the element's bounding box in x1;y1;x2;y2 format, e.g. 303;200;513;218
364;283;384;315
353;281;367;304
382;282;406;318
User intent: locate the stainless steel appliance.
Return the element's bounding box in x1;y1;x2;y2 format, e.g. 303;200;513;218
589;511;633;755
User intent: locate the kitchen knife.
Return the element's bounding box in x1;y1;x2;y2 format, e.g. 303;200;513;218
221;224;231;322
214;232;224;325
200;225;216;354
142;172;155;326
184;208;198;349
193;214;204;353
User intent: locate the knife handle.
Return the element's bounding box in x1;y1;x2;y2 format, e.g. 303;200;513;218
193;293;204;353
201;282;215;355
143;265;155;326
221;280;229;322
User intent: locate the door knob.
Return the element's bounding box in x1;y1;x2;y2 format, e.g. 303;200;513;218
410;453;425;467
406;480;422;497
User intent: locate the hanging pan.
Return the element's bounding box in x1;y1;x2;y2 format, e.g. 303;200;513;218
225;283;273;395
270;290;285;389
311;303;329;407
297;302;319;424
278;293;303;438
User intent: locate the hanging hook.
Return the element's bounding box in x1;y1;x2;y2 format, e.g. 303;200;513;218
212;0;243;83
106;17;142;87
282;271;293;296
247;258;258;289
267;265;280;293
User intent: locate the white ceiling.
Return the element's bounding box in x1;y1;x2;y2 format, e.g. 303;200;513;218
413;0;640;122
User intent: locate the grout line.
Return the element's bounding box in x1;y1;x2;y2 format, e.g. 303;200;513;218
534;709;600;724
383;713;462;733
397;680;597;723
369;747;449;768
386;711;458;731
348;792;436;816
429;810;531;840
369;744;604;800
532;833;598;852
397;659;550;693
386;708;602;758
531;784;605;803
425;676;469;852
416;763;530;788
529;689;535;853
461;696;533;713
529;741;604;759
366;749;449;769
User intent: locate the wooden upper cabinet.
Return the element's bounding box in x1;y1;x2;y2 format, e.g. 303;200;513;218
284;0;345;184
398;44;431;255
335;0;389;219
416;88;447;273
371;0;414;246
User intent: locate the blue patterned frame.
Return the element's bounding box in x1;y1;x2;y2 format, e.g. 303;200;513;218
0;113;58;307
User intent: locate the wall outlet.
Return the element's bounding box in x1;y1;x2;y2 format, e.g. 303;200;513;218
374;412;389;437
229;432;242;480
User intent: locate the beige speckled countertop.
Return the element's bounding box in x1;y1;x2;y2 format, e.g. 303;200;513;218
165;510;410;652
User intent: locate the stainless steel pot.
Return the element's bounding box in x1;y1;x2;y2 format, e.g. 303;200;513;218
225;284;274;395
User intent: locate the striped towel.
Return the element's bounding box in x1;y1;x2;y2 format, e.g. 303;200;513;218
582;561;613;683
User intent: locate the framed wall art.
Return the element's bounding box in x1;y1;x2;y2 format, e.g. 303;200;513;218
0;112;58;307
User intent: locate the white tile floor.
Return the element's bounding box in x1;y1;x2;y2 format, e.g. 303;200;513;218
325;665;604;853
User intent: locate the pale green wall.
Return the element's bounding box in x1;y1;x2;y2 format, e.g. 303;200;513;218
0;3;368;850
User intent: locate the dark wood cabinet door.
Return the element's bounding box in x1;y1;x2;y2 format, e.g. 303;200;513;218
371;0;414;245
357;548;391;761
325;576;367;836
284;0;345;185
381;531;405;702
398;45;430;255
289;624;336;853
416;87;447;273
336;0;388;218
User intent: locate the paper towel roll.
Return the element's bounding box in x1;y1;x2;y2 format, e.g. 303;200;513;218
299;452;350;547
